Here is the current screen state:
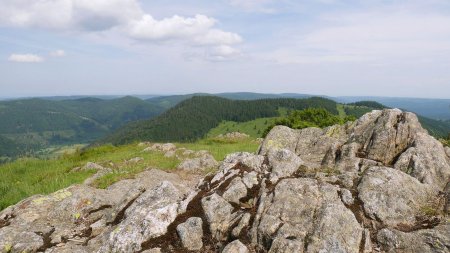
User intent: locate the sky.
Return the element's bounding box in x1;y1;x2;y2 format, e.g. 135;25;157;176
1;0;450;98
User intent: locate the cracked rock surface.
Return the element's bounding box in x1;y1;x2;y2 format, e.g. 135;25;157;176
1;109;449;253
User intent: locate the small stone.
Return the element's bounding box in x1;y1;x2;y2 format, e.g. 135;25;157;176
176;217;203;251
340;188;354;206
222;177;248;204
222;240;249;253
242;171;259;189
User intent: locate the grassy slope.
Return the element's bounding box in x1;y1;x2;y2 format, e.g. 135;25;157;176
0;138;260;210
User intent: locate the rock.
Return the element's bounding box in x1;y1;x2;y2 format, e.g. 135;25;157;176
83;162;104;170
177;153;218;172
444;182;450;215
137;142;151;147
259;125;299;155
220;152;266;174
394;132;450;189
222;177;248;204
201;193;241;241
0;227;44;253
216;132;250;140
340;188;354;206
141;249;162;253
100;181;183;253
296;125;348;166
143;143;177;152
164;150;176;157
176;217;203;251
257;178;362;253
358;166;435;227
377;224;450;253
267;149;303;183
445;146;450;157
242;171;259;189
232;213;251;238
222;240;249;253
83;167;112;185
126;157;144;163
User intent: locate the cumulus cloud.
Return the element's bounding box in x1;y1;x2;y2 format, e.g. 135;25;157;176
8;54;44;63
0;0;242;60
50;50;66;57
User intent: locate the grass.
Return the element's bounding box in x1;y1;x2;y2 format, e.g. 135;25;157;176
207;117;277;138
0;138;260;210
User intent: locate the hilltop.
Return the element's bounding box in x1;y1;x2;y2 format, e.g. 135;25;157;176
0;109;448;252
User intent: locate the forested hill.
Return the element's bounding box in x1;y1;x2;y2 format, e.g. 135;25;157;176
0;96;164;158
102;96;450;145
101;96;342;144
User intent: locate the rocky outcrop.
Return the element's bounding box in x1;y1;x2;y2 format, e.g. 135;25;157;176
1;109;449;253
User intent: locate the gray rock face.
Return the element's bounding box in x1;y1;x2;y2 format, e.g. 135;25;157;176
222;177;248;204
267;149;303;183
259;125;299;155
176;217;203;251
100;181;183;253
358;167;435;227
377;224;450;253
201;193;241;241
1;109;449;253
257;178;363;253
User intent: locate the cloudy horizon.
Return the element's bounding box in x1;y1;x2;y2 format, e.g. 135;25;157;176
1;0;450;98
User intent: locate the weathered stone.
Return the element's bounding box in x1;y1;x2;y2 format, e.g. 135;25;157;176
176;217;203;251
394;132;450;190
242;171;259;189
377;224;450;253
340;188;354;206
222;177;248;204
0;227;43;253
201;193;241;241
232;213;251;238
358;166;435;227
126;157;144;163
258;178;363;253
177;153;218;172
267;149;303;183
259;125;299;155
222;240;249;253
99;181;184;253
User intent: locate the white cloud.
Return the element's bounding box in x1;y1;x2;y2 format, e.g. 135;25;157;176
0;0;242;60
269;10;450;64
207;45;242;61
50;50;66;57
8;54;44;63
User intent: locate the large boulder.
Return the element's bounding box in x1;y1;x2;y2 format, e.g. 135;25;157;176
358;167;436;227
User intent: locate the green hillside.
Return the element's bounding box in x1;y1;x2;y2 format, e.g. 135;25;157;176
101;96;342;144
107;96;450;144
0;96;164;158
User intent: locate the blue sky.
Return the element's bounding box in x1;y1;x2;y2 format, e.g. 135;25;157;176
1;0;450;98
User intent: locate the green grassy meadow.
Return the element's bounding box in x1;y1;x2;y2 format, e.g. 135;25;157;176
0;138;260;210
